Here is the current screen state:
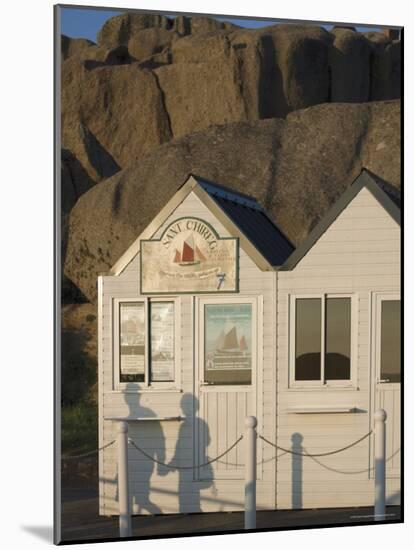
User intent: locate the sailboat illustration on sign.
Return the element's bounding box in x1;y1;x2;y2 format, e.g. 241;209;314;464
173;234;207;266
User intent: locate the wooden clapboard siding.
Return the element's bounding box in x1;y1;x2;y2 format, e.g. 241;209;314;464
99;190;277;515
377;385;401;476
276;186;401;509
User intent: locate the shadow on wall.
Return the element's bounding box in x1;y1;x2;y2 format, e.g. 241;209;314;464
289;432;401;508
125;385;163;514
165;393;214;513
102;389;215;514
101;391;401;513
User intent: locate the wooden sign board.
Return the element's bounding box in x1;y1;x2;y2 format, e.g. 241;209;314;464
140;217;239;294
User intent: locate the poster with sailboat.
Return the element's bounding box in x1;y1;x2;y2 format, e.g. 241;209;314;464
141;217;238;294
205;304;252;373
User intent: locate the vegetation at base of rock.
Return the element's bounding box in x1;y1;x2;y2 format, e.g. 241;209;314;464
61;304;98;455
61;325;97;405
61;401;98;455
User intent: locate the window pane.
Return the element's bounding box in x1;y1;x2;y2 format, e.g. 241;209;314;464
120;302;145;383
150;302;175;382
295;298;321;381
381;300;401;383
325;298;351;380
205;304;252;385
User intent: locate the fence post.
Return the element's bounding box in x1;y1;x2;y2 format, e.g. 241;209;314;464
374;409;387;521
117;421;131;537
245;416;257;530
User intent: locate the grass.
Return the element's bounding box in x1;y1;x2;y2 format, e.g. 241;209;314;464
61;401;98;455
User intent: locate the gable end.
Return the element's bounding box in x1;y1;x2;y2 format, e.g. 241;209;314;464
280;169;401;271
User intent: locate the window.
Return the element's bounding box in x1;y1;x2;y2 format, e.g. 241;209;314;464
291;295;354;386
380;300;401;383
204;303;252;385
295;298;322;381
116;298;178;387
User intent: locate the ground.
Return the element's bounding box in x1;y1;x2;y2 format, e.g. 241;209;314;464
60;486;401;543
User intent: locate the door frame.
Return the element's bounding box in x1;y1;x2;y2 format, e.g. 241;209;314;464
370;291;401;479
194;294;264;480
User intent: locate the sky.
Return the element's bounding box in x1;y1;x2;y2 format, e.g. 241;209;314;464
60;6;382;42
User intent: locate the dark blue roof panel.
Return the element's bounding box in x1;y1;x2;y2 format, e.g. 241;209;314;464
193;175;295;267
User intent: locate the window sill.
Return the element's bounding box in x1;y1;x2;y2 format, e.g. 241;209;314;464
287;385;359;392
105;416;184;421
286;406;359;414
107;388;183;394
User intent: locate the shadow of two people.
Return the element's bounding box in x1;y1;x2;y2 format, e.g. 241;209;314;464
124;385;213;514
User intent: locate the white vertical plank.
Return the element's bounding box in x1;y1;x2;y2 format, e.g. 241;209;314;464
217;393;227;471
227;392;237;468
237;393;246;467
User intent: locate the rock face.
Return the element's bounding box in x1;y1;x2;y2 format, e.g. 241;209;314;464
61;35;95;60
61;14;401;302
96;13;240;48
61;148;95;215
329;29;372;102
62;119;120;185
127;27;179;61
61;18;400;201
62;60;172;168
97;13;172;48
64;100;401;302
371;41;401;101
173;15;240;35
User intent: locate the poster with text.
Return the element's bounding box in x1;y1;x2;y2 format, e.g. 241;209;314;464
120;302;145;377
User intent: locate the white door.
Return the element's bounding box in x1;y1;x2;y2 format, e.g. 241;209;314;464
195;296;261;480
373;293;401;478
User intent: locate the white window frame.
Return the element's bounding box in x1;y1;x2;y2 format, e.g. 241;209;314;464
113;296;181;391
289;293;358;388
373;291;401;386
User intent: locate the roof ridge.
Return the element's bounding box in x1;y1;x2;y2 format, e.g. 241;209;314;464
360;168;401;206
190;173;263;207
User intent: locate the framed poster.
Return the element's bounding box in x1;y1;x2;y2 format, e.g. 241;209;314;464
204;303;252;384
150;301;175;381
119;302;145;381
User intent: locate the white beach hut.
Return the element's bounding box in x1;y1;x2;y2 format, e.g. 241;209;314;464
98;169;401;516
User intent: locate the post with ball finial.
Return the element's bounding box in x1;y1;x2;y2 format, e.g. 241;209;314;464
117;421;131;537
374;409;387;521
244;416;257;529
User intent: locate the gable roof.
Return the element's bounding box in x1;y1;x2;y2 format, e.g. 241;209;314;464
280;169;401;271
110;174;295;276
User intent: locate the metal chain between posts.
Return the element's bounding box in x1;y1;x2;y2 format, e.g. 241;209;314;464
259;430;373;458
61;429;374;463
128;435;244;470
308;446;400;475
61;440;116;460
